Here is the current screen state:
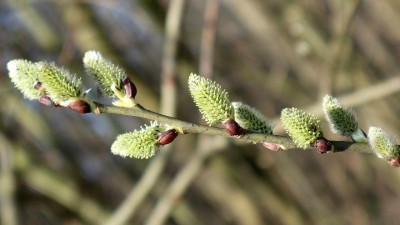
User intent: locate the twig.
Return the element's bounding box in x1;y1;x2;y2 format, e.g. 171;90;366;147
0;135;18;225
97;103;373;154
199;0;220;78
320;0;362;96
160;0;186;116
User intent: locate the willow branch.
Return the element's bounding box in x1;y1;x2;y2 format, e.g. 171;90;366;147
96;103;373;154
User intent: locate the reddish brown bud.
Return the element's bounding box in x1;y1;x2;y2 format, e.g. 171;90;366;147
389;158;400;167
313;137;332;154
68;100;91;114
38;95;56;107
157;129;178;145
123;77;137;99
262;142;283;151
223;119;244;136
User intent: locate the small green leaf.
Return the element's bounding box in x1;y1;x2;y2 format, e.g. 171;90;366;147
232;102;272;134
281;107;321;149
7;59;42;100
111;121;161;159
188;73;233;125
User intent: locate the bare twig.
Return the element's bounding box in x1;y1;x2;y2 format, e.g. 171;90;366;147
0;135;18;225
199;0;220;78
160;0;186;116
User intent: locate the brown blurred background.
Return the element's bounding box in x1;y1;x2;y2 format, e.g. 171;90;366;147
1;0;400;224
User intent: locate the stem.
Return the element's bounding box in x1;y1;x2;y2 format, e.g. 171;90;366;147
96;103;374;154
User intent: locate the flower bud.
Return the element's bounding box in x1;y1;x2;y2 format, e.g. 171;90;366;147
7;59;42;100
67;99;92;114
281;107;322;149
368;127;400;165
389;158;400;167
222;119;244;136
123;77;137;99
83;51;126;97
157;129;178;145
37;62;83;103
313;137;332;154
188;73;233;125
232;102;272;134
111;121;160;159
322;95;358;136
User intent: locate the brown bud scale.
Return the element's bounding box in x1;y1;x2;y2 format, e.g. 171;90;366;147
123;77;137;99
223;119;244;136
157;129;178;145
38;95;56;107
262;142;282;151
68;100;91;114
313;137;332;154
389;158;400;167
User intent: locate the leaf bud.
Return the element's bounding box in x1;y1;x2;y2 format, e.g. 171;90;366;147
157;129;178;145
222;118;244;136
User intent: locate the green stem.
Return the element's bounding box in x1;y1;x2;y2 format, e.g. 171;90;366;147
96;103;373;154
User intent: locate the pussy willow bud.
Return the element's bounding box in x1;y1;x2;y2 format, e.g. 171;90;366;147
157;129;178;145
83;51;126;97
322;95;367;142
368;127;400;165
7;59;42;100
188;73;233;125
232;102;273;134
281;107;322;149
37;62;82;104
222;118;244;136
111;122;160;159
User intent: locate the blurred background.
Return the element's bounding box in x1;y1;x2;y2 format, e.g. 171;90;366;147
1;0;400;224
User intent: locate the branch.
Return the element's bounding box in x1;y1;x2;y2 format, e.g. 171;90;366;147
96;103;373;154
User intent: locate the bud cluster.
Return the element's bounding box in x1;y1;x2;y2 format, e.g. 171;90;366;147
8;54;400;164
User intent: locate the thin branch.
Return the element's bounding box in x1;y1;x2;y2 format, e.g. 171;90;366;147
97;103;373;154
199;0;220;78
0;135;18;225
160;0;186;116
